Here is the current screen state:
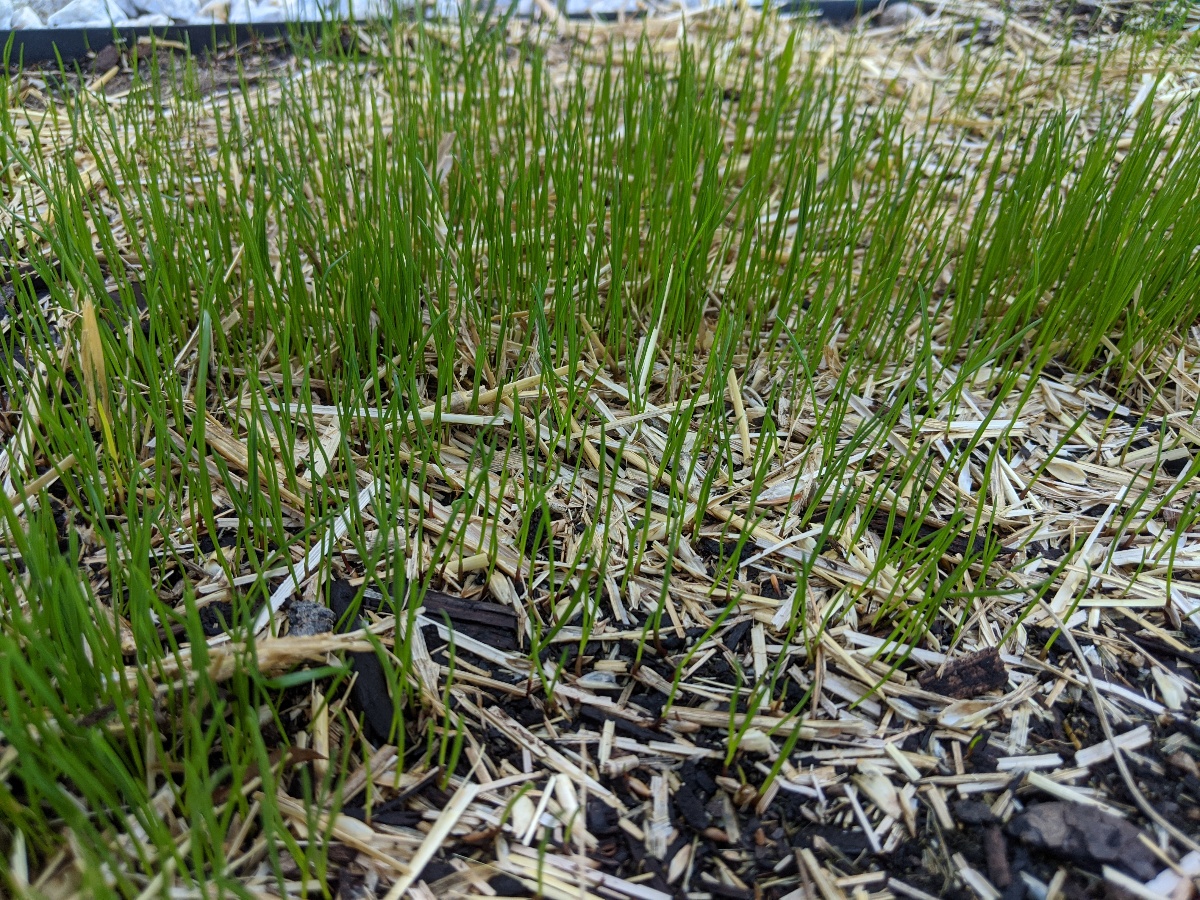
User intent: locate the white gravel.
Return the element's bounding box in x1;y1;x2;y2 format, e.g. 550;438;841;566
2;0;670;28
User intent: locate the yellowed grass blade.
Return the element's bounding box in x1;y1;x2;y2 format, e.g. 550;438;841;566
79;294;111;427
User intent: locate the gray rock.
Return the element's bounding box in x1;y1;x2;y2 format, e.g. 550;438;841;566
126;10;169;20
288;601;338;637
47;0;129;25
878;1;924;26
11;4;44;25
0;0;13;30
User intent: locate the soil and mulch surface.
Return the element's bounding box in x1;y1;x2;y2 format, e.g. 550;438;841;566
204;373;1200;900
151;354;1200;900
4;4;1200;900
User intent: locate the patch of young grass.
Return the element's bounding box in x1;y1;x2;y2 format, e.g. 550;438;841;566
1;8;1198;893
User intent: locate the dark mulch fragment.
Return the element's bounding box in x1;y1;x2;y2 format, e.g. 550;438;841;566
918;646;1009;699
1007;801;1159;880
329;579;398;744
199;601;235;636
422;589;520;651
579;705;662;742
674;781;711;831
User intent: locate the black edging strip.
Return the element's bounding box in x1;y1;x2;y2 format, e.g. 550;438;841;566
3;23;307;65
1;1;878;64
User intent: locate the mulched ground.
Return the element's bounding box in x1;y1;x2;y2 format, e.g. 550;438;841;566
5;5;1200;900
168;330;1200;899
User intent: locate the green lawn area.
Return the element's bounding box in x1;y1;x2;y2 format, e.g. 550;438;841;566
2;7;1200;898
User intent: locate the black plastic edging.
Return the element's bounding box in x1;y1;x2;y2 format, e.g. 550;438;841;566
1;1;879;64
2;22;307;65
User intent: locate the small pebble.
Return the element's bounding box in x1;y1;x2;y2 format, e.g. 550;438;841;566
288;601;338;637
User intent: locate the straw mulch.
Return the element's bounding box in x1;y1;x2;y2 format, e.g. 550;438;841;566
4;3;1200;899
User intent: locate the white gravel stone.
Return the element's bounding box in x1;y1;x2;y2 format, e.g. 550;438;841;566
20;0;65;21
290;0;325;18
194;0;228;20
46;0;129;25
878;1;924;26
250;2;285;19
254;0;318;19
286;0;330;18
336;0;392;19
10;3;45;25
5;0;820;31
493;0;534;13
564;0;638;15
131;0;199;19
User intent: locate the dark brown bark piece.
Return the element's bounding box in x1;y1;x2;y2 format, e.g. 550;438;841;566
89;43;121;75
422;590;520;651
1007;801;1158;880
983;825;1011;888
918;646;1008;699
422;590;518;631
